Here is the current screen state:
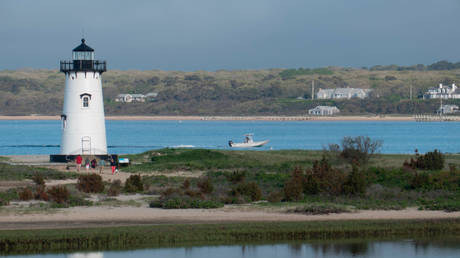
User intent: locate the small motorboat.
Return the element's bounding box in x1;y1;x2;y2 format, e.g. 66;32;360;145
228;134;269;148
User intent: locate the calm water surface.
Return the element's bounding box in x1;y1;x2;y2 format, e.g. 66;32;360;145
1;120;460;155
6;239;460;258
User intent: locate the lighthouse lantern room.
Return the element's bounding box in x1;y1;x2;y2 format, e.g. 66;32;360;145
51;39;108;161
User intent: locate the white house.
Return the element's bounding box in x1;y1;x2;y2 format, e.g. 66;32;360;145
115;94;145;102
145;92;159;101
308;106;340;116
423;83;460;99
437;104;459;114
115;92;158;103
316;88;372;99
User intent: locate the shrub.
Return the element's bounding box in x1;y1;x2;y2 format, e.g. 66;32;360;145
419;150;445;170
339;136;382;165
77;174;104;193
124;175;144;192
19;188;33;201
184;189;203;198
267;191;283;203
233;182;262;201
409;172;430;189
303;173;320;195
305;158;345;196
221;195;247;204
342;165;367;195
404;149;445;170
284;167;304;201
225;171;246;184
182;179;191;189
150;196;223;209
32;173;45;186
0;198;9;206
197;177;214;194
47;185;70;204
34;185;49;201
288;204;349;215
107;180;122;196
68;195;93;207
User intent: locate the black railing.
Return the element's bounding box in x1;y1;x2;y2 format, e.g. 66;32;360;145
60;60;107;73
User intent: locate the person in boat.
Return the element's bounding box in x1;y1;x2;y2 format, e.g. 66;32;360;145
245;136;249;143
228;140;233;147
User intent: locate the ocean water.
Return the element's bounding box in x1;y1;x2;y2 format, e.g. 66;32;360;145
0;120;459;155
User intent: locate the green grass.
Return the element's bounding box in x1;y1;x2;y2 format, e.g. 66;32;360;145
0;162;77;181
1;219;459;255
123;149;331;173
123;149;460;174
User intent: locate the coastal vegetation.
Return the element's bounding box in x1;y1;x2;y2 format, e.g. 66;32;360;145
1;142;460;212
0;219;459;255
2;61;460;115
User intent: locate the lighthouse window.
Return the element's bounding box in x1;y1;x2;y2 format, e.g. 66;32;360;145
61;115;67;129
83;97;89;107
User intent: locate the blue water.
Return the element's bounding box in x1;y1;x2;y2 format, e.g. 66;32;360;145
6;239;460;258
0;120;460;155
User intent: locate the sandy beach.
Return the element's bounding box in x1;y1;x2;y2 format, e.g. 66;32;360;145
0;115;414;121
1;204;459;230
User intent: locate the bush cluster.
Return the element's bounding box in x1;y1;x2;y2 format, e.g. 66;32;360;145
225;171;246;184
124;175;144;192
231;182;262;202
288;204;349;215
108;180;122;196
77;174;104;193
404;149;445;170
0;198;10;206
19;188;33;201
149;175;225;209
197;177;213;194
283;158;367;201
150;196;223;209
47;185;69;204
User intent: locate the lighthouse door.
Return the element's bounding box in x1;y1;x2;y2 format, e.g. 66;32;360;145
81;136;91;154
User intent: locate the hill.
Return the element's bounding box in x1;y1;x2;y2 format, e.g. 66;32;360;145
1;63;460;116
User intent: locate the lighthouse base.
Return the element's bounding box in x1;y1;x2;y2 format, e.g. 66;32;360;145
49;154;118;163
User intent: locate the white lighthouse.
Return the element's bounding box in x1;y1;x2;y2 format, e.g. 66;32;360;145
58;39;107;156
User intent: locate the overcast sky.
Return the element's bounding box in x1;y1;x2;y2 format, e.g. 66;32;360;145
1;0;459;71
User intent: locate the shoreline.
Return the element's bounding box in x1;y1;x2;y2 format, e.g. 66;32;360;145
1;218;459;254
0;115;415;121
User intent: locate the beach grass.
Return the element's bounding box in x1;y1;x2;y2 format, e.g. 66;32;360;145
122;149;460;173
0;162;77;181
1;219;459;255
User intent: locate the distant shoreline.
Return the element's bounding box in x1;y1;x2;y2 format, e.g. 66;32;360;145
0;115;414;121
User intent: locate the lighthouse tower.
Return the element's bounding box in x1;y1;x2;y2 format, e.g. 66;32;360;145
58;39;107;156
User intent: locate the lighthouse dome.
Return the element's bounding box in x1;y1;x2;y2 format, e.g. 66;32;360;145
72;39;94;60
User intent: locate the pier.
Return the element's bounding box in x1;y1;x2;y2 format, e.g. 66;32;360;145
414;114;460;122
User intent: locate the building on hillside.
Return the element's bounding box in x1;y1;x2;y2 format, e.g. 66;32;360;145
145;92;159;101
308;106;340;116
115;94;133;103
115;92;158;103
316;88;372;99
423;83;460;99
437;104;459;114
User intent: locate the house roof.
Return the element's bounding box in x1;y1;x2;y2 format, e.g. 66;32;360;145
131;94;145;98
309;105;339;111
117;94;131;98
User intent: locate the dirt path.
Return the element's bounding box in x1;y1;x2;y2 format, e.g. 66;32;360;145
0;206;459;230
